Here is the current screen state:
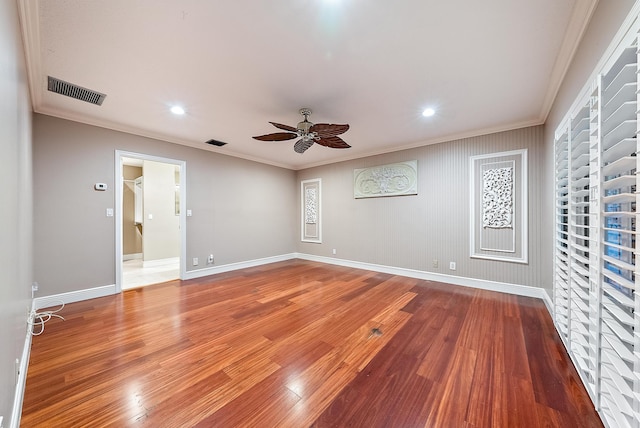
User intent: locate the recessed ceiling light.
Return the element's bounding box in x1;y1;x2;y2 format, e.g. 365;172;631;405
170;105;185;115
422;108;435;117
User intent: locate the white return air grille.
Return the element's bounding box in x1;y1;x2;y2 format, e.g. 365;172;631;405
47;76;106;106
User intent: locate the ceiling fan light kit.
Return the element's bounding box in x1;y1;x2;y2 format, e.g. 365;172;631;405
253;108;351;154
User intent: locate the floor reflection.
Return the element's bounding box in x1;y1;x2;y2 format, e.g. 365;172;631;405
123;258;179;289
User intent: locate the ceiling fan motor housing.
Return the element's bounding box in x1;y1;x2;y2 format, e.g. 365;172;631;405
297;108;313;134
297;120;313;133
297;107;314;133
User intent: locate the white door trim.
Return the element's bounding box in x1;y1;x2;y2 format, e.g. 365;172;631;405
115;150;187;292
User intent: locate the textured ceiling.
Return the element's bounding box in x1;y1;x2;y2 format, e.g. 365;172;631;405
18;0;595;169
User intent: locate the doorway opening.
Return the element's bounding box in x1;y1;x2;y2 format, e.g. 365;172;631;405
115;151;186;291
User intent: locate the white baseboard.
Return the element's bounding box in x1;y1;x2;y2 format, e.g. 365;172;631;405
31;255;551;307
10;328;32;428
184;252;549;302
32;284;117;311
295;253;549;301
31;253;296;309
541;289;553;316
142;256;179;268
182;253;297;280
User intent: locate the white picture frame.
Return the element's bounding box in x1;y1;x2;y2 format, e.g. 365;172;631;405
301;178;322;243
470;149;528;263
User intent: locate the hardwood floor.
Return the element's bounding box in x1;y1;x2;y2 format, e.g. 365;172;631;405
21;260;602;427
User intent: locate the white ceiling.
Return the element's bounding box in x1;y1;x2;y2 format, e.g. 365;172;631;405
18;0;596;170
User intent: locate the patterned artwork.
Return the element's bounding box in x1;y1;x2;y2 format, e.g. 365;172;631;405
354;161;418;198
305;188;317;224
482;167;513;228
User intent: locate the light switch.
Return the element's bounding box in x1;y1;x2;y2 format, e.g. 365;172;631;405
106;208;113;217
148;214;153;220
187;210;192;217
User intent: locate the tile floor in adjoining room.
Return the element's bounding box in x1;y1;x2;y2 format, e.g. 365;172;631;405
122;258;179;289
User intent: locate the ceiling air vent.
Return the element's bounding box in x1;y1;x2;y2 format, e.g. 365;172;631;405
47;76;107;106
205;139;227;147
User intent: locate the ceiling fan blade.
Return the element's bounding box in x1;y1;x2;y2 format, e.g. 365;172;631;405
270;122;298;133
294;139;314;153
310;123;349;137
252;132;297;141
315;135;351;149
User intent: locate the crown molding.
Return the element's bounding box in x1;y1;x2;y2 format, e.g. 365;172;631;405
16;0;42;111
538;0;599;121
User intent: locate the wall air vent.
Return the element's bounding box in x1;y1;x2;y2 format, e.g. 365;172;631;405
205;139;227;147
47;76;107;106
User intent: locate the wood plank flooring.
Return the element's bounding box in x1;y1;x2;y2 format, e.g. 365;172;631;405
21;260;602;427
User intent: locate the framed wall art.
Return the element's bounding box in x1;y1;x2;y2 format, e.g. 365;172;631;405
301;178;322;243
470;149;527;263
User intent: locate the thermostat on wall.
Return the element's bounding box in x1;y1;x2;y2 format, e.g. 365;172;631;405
94;183;107;191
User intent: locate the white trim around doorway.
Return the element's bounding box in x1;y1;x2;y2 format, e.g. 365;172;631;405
115;150;187;293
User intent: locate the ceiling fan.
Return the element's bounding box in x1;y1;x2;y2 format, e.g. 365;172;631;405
253;108;350;153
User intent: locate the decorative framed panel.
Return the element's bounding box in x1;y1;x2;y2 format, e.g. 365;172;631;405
301;178;322;243
470;149;527;263
354;160;418;198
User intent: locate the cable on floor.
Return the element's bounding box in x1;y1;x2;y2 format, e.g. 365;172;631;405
28;301;65;336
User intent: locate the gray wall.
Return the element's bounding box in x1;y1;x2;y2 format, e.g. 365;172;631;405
297;126;545;288
0;0;33;424
33;114;297;297
543;0;636;291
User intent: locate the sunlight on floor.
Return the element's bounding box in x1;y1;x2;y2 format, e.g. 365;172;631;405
123;258;179;289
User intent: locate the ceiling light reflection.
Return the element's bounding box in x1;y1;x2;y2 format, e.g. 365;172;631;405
287;379;304;397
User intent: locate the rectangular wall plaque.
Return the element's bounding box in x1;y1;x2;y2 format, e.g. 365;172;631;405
301;178;322;243
470;149;527;263
354;160;418;198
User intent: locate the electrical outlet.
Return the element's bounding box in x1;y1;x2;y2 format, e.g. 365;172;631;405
192;257;198;266
332;249;337;255
207;254;214;264
432;259;439;268
449;262;456;270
